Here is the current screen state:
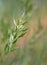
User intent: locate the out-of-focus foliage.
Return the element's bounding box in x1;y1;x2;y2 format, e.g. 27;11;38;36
4;26;47;65
0;0;47;65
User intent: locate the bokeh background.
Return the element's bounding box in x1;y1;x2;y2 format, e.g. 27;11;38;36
0;0;47;65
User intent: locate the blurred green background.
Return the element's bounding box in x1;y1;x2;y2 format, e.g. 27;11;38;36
0;0;47;65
